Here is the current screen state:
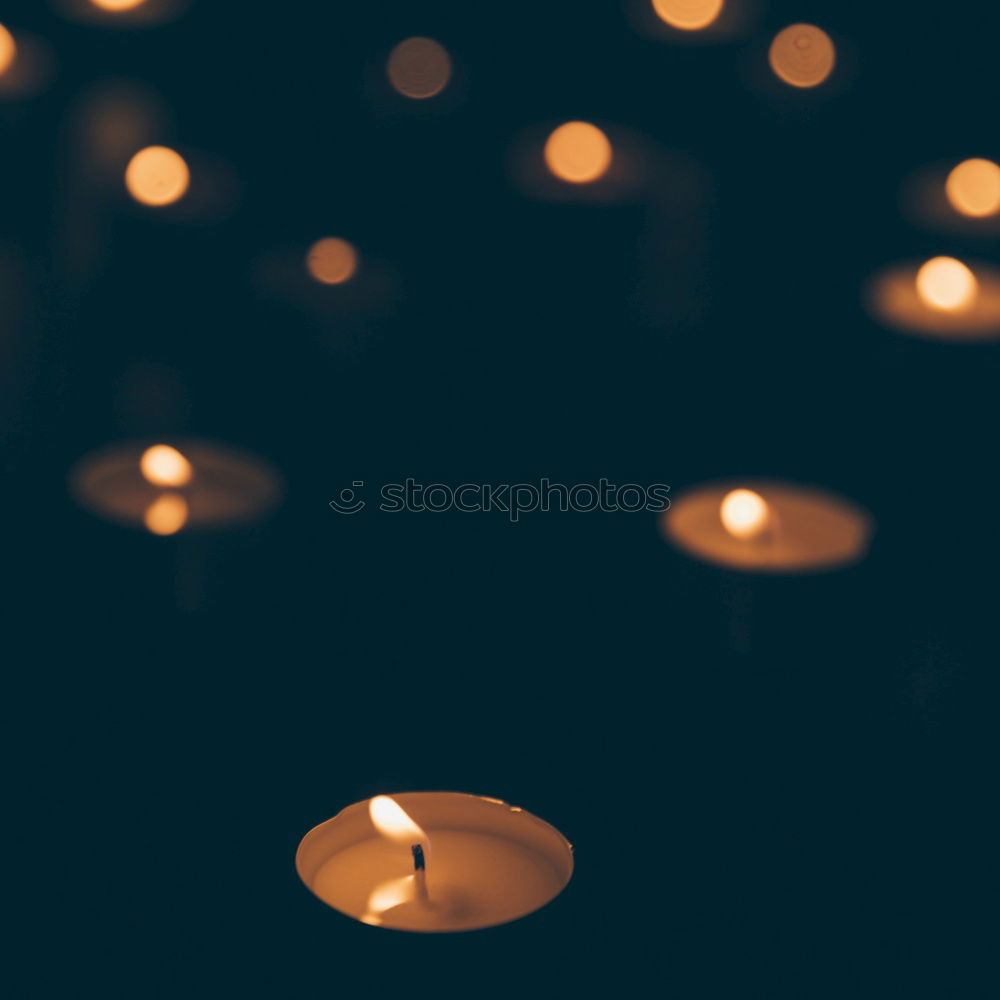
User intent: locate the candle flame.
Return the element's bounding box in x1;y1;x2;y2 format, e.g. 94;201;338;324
140;445;193;488
946;158;1000;218
91;0;148;9
369;796;429;847
652;0;724;31
720;489;770;541
125;146;190;207
544;122;613;185
360;874;416;925
144;493;189;536
916;257;978;312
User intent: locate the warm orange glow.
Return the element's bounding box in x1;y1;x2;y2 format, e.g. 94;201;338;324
144;494;188;536
945;159;1000;218
361;875;416;925
544;122;613;184
90;0;148;10
0;24;16;76
651;0;724;30
768;24;836;88
140;445;193;487
720;489;770;541
306;238;358;285
387;37;452;99
916;257;978;312
369;796;428;846
125;146;190;207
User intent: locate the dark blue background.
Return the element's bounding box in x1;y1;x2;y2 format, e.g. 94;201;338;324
5;1;997;995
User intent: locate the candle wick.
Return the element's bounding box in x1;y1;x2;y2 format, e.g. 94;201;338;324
411;843;429;902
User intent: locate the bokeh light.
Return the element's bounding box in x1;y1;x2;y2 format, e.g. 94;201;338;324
651;0;724;31
90;0;148;10
916;257;977;312
720;489;769;540
945;159;1000;218
125;146;190;206
306;238;358;285
140;444;193;487
768;24;835;89
543;122;613;184
387;37;452;99
0;24;16;76
144;494;188;535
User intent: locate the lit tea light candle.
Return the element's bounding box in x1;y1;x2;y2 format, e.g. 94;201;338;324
71;439;282;533
867;257;1000;341
664;481;872;573
297;792;573;932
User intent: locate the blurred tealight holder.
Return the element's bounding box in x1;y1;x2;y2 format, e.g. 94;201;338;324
366;35;466;117
252;239;399;356
662;480;873;657
297;792;573;932
740;22;856;109
900;158;1000;237
866;257;1000;343
53;0;191;28
624;0;762;45
0;27;56;102
71;438;283;611
509;120;648;204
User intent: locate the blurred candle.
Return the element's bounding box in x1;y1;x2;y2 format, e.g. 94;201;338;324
71;439;282;533
297;792;573;932
945;159;1000;219
387;37;451;99
125;145;190;206
652;0;724;31
306;237;358;285
868;258;1000;341
768;24;835;89
544;122;613;184
664;481;872;573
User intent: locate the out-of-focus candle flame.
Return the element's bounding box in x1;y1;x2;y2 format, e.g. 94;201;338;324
544;122;612;184
720;489;770;541
90;0;148;9
125;146;190;207
306;238;358;285
916;257;978;312
140;445;193;487
369;796;429;847
652;0;724;30
144;493;189;536
768;24;835;89
387;37;452;99
945;159;1000;219
360;875;416;926
0;24;16;76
